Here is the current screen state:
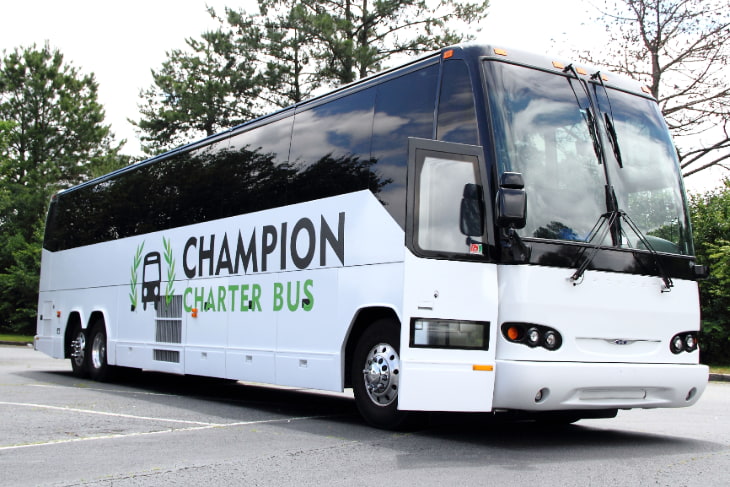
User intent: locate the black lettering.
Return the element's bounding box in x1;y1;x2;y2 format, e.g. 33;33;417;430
261;225;278;272
216;233;233;276
280;222;288;270
199;235;215;277
183;237;197;279
320;212;345;266
234;229;258;274
291;218;315;269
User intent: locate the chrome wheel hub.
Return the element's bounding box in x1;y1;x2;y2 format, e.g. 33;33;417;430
91;333;105;370
71;333;85;366
362;343;400;406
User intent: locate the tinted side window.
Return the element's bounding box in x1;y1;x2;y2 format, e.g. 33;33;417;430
371;64;439;227
288;88;376;205
227;117;294;212
437;60;478;145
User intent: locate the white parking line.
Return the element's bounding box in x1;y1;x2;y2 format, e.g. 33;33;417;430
0;401;219;426
0;400;325;451
29;383;177;397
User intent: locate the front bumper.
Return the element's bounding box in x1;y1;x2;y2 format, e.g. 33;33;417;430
493;360;708;411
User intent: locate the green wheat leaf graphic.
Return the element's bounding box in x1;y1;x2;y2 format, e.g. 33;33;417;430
162;237;176;305
129;241;144;310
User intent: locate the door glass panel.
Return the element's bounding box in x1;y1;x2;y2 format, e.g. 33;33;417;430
416;153;481;254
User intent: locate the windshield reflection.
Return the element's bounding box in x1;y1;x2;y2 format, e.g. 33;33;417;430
486;63;606;242
594;88;693;255
486;61;692;255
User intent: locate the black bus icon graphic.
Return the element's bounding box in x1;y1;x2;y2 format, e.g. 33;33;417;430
142;252;161;311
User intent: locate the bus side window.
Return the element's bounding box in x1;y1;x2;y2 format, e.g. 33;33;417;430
226;117;293;213
288;88;376;205
437;60;478;145
371;64;439;228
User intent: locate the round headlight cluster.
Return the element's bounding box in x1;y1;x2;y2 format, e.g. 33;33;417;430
502;323;562;351
670;332;699;354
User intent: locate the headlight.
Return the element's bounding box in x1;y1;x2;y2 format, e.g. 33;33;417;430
670;332;699;354
501;323;562;351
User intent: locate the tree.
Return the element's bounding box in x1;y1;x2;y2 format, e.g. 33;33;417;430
0;44;125;334
221;3;320;109
689;181;730;364
577;0;730;178
134;29;264;154
249;0;488;85
138;0;489;152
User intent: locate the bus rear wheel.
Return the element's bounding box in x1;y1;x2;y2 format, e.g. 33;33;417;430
88;324;113;382
351;319;411;429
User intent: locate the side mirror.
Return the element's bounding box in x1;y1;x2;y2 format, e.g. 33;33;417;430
496;172;526;229
460;183;484;236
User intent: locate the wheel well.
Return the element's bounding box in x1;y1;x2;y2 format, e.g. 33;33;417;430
63;311;107;359
88;311;106;332
344;307;400;388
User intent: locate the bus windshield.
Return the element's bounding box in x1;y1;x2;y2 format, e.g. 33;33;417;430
485;61;693;255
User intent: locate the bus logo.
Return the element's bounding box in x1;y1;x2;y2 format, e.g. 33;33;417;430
129;238;176;312
142;252;161;311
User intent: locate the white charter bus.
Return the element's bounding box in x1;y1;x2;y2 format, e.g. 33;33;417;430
35;44;708;428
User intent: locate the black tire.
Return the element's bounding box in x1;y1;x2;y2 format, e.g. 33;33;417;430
69;325;88;378
351;318;412;429
87;324;114;382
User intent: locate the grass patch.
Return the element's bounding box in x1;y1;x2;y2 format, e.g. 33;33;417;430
0;334;33;343
709;365;730;375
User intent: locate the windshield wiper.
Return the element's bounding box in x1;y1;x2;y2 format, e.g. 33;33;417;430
591;71;624;168
570;189;674;293
569;210;619;285
619;210;674;292
563;65;605;165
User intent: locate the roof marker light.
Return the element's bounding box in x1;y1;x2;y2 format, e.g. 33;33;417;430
494;48;508;56
552;61;565;69
576;67;588;75
443;49;454;59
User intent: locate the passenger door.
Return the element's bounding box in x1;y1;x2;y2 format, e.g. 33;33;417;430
398;138;498;412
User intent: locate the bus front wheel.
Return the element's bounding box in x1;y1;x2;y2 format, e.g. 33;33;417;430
351;319;412;429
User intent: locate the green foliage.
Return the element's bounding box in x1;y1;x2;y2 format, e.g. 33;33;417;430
690;180;730;364
252;0;489;85
134;28;264;154
0;44;127;334
138;0;489;153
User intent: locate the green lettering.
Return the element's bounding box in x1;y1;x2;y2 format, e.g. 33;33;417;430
183;287;193;312
194;287;205;310
273;282;283;311
240;284;250;311
217;286;226;312
206;288;215;312
287;281;299;311
251;284;262;311
303;279;314;311
228;284;239;311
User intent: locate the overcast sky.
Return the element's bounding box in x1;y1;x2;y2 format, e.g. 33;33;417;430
0;0;722;190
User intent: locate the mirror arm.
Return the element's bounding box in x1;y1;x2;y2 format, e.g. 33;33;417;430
500;226;530;263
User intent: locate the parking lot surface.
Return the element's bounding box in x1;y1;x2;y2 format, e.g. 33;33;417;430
1;345;728;486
